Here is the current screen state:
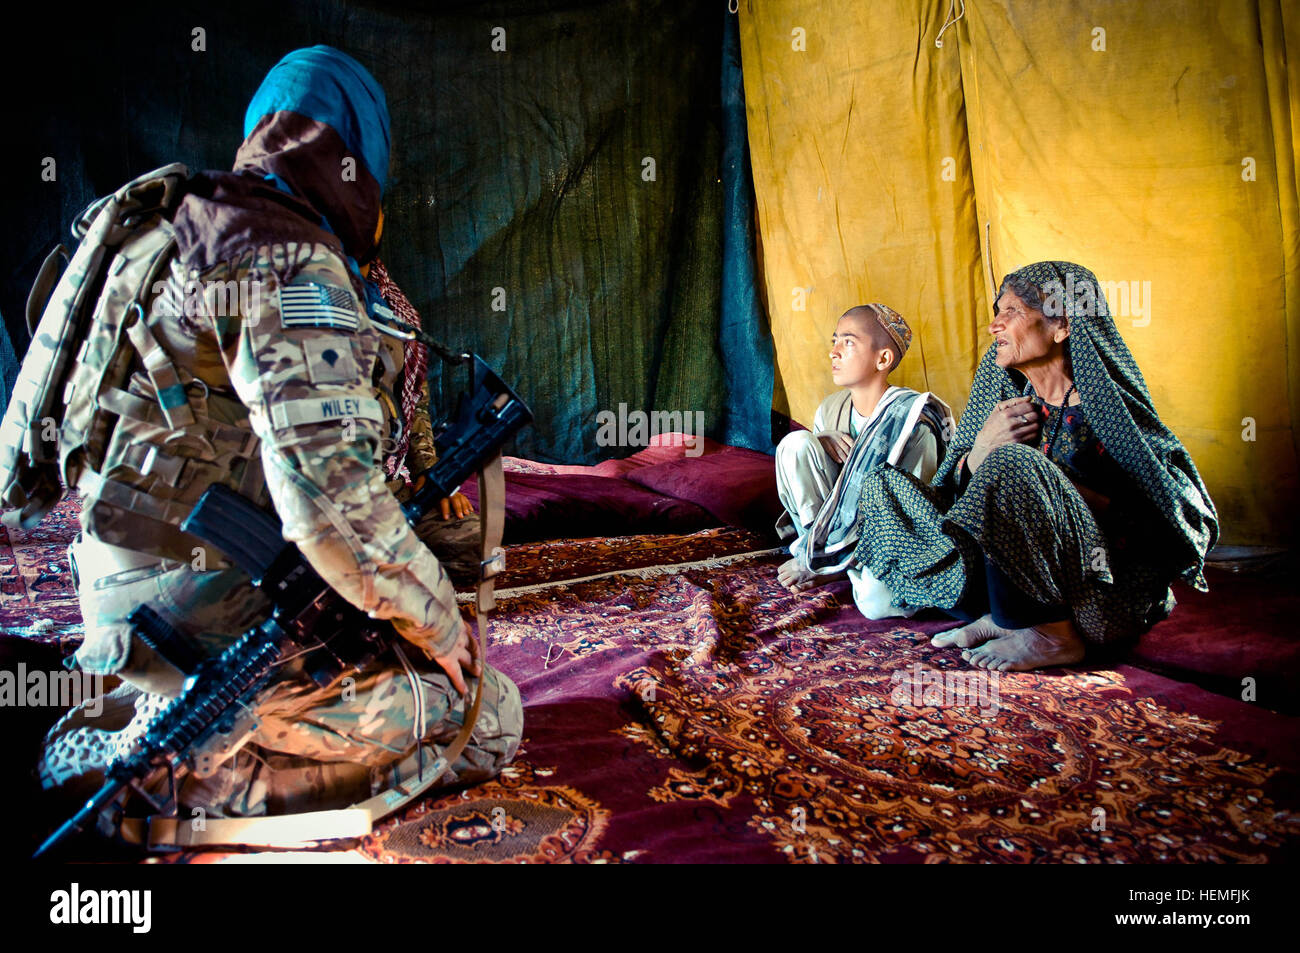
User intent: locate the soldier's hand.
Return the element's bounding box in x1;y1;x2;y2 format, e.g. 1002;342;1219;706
438;492;475;520
432;617;481;695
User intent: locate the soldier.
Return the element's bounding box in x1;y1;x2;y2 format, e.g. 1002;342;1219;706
35;46;523;841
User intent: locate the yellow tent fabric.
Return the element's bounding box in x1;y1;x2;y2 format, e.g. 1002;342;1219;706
740;0;1300;546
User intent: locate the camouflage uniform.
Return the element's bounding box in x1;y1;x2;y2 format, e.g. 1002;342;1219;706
40;240;522;821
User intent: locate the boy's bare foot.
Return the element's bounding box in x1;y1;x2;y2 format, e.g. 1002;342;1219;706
777;558;819;592
776;558;844;593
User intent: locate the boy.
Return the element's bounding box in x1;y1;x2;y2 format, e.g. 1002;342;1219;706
774;304;950;616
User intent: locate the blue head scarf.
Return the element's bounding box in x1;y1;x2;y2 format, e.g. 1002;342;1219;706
243;45;391;196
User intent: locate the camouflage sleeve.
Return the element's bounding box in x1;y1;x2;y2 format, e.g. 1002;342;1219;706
406;373;439;474
213;245;462;656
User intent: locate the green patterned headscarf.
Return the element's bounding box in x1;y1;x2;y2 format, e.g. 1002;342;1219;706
933;261;1218;590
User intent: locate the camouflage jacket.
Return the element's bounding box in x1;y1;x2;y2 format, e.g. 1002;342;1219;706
77;239;462;661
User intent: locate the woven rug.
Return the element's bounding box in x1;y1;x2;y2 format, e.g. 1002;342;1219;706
9;498;1298;863
0;498;82;645
351;558;1300;864
0;494;767;634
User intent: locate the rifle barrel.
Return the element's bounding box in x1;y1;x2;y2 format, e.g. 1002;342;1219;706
32;776;127;860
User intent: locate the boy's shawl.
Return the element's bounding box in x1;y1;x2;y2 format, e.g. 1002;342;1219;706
794;387;950;574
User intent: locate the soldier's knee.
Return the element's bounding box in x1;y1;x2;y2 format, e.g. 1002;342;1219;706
415;512;482;548
414;514;483;586
454;665;523;783
480;664;522;744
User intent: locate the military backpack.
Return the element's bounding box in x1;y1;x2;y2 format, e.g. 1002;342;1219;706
0;163;191;529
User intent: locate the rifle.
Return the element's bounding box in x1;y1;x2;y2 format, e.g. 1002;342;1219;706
34;354;531;858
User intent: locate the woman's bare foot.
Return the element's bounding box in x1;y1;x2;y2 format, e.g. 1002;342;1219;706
776;558;843;593
961;618;1086;672
930;613;1002;649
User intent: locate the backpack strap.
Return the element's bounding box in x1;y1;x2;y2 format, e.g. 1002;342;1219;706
77;470;198;527
26;244;68;338
124;307;197;429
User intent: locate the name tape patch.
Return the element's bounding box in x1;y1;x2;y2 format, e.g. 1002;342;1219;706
269;395;383;431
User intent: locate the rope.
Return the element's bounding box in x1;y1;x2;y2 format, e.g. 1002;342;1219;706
935;0;965;48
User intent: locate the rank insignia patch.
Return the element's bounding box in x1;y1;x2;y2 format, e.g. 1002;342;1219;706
302;336;359;385
278;282;361;332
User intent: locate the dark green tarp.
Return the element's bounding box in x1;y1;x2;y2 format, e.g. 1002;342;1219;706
0;0;774;462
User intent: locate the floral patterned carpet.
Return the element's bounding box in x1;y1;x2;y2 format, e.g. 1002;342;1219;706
350;553;1300;864
5;498;1299;863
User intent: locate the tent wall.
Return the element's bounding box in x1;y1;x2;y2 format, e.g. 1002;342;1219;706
740;0;1300;546
4;1;1296;544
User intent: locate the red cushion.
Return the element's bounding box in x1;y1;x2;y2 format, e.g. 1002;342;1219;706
623;447;781;535
459;472;715;542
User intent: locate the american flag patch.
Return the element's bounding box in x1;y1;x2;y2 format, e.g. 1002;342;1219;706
277;283;361;332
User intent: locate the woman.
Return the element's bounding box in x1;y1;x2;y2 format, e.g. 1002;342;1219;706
854;261;1218;671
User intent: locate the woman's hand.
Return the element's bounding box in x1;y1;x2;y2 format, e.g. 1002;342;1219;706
816;431;855;464
967;397;1041;473
438;492;475;520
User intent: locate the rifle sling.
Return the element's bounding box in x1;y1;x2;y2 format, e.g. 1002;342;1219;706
136;810;373;850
